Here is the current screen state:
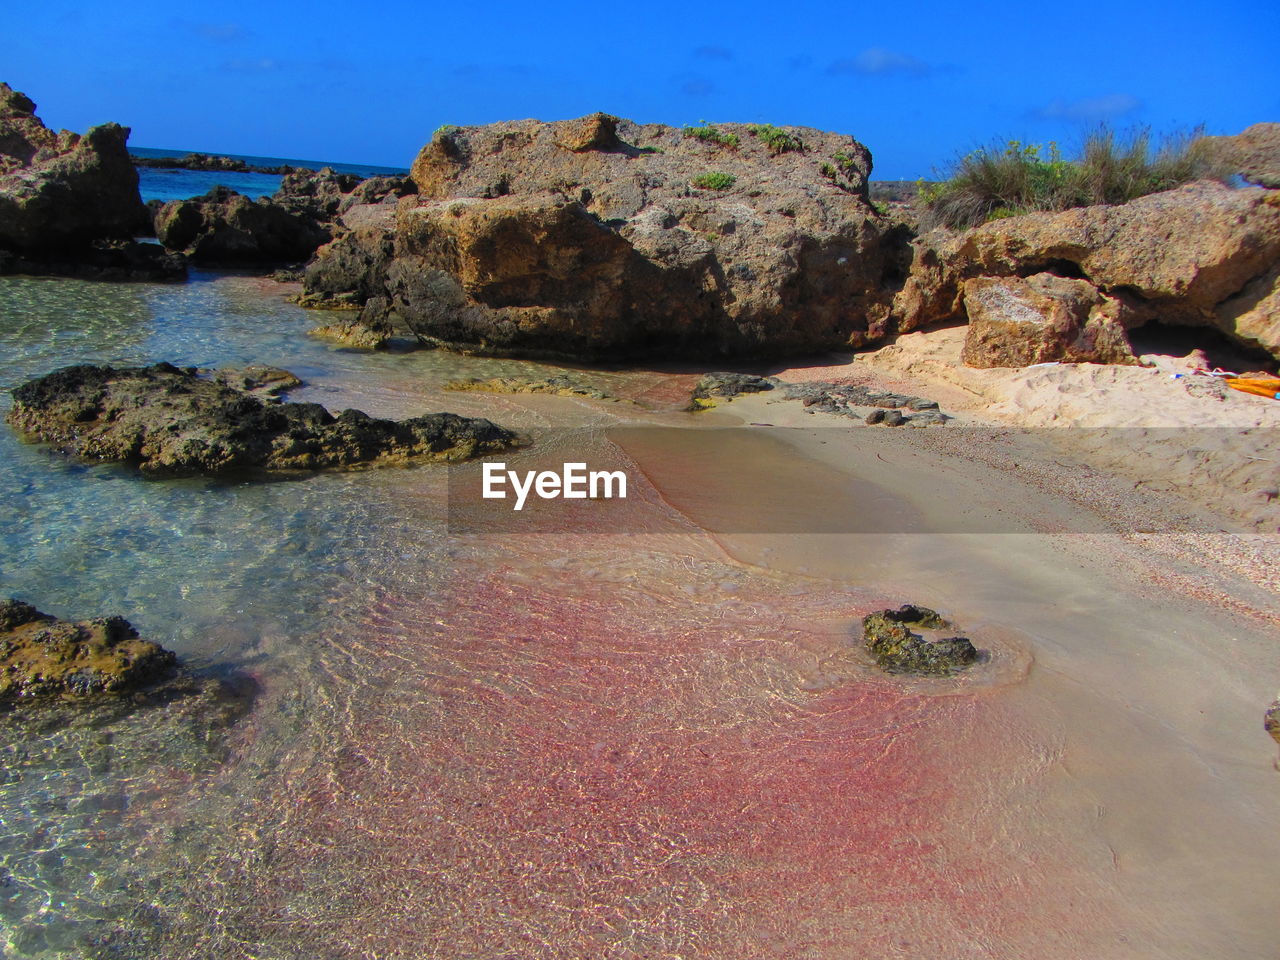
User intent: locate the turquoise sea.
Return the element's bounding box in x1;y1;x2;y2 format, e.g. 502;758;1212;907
130;147;410;203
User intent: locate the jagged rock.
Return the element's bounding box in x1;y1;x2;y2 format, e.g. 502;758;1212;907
300;208;398;307
1202;123;1280;189
154;186;329;264
894;181;1280;363
305;114;910;360
961;273;1142;367
444;375;615;400
0;82;149;257
6;363;515;478
781;380;949;425
0;599;176;700
862;604;979;676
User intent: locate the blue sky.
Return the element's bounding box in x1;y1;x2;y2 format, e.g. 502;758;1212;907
3;0;1276;178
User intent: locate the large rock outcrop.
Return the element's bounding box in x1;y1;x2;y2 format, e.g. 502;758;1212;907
0;82;150;256
301;113;911;360
0;599;176;700
7;363;516;478
895;181;1280;363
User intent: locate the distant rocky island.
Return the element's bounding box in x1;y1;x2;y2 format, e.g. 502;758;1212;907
131;152;297;175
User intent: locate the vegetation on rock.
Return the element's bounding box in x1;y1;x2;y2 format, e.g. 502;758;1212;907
919;127;1234;229
690;171;736;191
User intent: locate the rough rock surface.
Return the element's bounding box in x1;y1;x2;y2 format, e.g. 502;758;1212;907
153;171;413;266
961;273;1141;367
154;186;330;264
894;181;1280;363
0;599;176;700
781;381;948;425
444;375;616;400
1202;123;1280;189
6;363;515;478
0;82;150;258
303;114;912;360
688;372;778;409
861;604;978;676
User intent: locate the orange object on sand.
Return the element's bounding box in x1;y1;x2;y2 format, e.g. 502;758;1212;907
1224;378;1280;400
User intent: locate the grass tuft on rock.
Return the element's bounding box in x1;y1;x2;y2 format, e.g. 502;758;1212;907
691;171;736;191
919;126;1234;229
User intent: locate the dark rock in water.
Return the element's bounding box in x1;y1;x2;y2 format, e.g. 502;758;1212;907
0;238;186;281
0;599;176;700
154;186;329;265
0;82;149;261
302;114;911;361
862;604;979;676
6;363;516;478
688;372;777;410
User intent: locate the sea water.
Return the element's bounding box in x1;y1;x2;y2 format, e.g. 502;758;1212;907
130;147;410;204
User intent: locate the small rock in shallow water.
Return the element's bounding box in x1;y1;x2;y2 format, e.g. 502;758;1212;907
0;599;176;700
862;604;979;676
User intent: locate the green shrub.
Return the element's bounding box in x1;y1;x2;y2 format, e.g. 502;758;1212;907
920;126;1231;229
433;124;461;141
747;123;804;155
683;122;740;149
691;171;736;191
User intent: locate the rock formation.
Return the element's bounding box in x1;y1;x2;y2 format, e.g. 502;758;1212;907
0;81;171;278
895;180;1280;364
0;599;176;700
1202;123;1280;189
300;113;910;360
7;363;516;478
861;604;978;675
153;170;414;267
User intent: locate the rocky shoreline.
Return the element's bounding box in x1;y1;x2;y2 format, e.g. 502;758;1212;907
6;363;517;478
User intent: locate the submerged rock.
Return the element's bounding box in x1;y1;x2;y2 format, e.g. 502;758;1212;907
0;599;176;700
862;604;979;676
6;363;516;478
444;375;615;400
